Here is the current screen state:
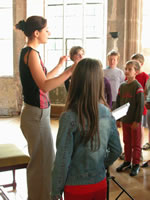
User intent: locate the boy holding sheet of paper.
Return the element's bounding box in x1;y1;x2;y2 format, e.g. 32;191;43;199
116;60;144;176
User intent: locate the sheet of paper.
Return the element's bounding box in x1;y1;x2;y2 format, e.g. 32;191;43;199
112;102;130;120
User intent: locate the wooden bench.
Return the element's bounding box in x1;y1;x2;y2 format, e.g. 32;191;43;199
0;144;30;190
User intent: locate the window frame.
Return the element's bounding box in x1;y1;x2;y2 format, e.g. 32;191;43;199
0;0;13;77
45;0;107;72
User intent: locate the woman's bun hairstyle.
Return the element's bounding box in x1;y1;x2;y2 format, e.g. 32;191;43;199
15;16;47;37
15;20;26;32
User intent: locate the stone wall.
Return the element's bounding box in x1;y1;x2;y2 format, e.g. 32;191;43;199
0;0;26;116
107;0;126;68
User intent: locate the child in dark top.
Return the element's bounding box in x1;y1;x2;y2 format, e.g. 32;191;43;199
120;53;149;161
130;53;149;151
64;46;85;91
116;60;144;176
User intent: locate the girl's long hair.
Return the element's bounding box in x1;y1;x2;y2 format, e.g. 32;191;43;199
65;58;107;151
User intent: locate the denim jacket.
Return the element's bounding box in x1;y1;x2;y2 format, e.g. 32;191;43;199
51;104;122;200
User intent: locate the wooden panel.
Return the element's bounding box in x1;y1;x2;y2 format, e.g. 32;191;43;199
51;104;65;118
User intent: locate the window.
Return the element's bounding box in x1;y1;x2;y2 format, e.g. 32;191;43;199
142;0;150;74
0;0;13;76
45;0;107;73
142;1;150;48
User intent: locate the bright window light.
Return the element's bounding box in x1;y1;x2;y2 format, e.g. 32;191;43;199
0;0;13;76
45;0;107;74
142;1;150;48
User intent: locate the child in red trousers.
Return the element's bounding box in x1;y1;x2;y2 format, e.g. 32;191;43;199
116;60;144;176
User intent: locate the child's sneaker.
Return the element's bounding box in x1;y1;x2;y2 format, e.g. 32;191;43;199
141;160;150;168
130;164;140;176
142;142;150;150
116;162;131;172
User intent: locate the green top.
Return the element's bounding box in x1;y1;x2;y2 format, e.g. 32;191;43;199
116;80;144;123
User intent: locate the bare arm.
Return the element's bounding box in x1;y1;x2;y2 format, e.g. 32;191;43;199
27;50;74;93
46;56;68;79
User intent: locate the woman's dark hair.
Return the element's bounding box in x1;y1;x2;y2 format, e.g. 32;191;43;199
65;58;107;151
15;16;47;37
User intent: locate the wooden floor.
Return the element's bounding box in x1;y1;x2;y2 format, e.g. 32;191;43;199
0;116;150;200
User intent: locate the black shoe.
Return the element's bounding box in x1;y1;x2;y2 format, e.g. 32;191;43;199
130;164;140;176
116;162;131;172
141;161;150;168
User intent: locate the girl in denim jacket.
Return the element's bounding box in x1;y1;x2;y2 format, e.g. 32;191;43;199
51;58;122;200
